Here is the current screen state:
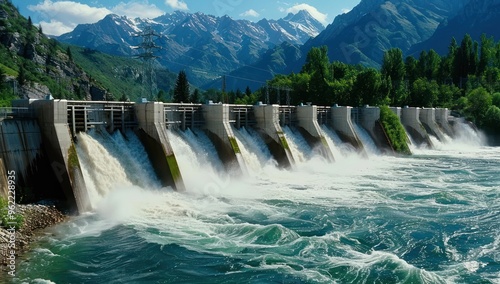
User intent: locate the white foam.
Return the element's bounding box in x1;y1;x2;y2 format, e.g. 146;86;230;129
76;129;162;209
282;126;311;162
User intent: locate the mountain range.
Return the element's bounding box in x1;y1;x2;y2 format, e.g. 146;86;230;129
57;10;325;87
56;0;500;92
409;0;500;55
217;0;500;91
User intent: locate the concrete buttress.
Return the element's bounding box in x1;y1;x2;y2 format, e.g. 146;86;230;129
296;105;335;162
253;105;295;168
135;102;185;191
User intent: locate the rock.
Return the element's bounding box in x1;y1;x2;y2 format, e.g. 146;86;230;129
0;204;66;266
19;82;51;99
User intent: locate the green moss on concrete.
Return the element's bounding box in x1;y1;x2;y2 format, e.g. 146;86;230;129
320;137;329;147
379;106;412;155
66;143;82;194
228;136;241;154
166;154;182;185
278;134;290;150
68;143;80;169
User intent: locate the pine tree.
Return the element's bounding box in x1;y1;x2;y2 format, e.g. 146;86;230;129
173;70;190;103
453;34;478;87
17;65;26;86
191;89;200;103
66;47;73;61
0;67;5;91
245;86;252;97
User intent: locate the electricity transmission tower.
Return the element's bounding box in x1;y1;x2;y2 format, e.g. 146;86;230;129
135;26;161;101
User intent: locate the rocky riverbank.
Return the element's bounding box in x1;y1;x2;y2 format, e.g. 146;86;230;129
0;204;66;273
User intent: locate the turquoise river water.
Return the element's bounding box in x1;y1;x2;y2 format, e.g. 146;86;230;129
10;124;500;283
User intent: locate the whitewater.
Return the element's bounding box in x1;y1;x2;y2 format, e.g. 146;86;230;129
12;125;500;284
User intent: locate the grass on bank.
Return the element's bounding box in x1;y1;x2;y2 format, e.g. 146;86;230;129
0;197;24;230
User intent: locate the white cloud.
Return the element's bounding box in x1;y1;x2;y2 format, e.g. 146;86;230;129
28;0;112;35
38;19;75;36
28;0;167;36
240;9;260;18
165;0;188;11
112;2;164;19
286;3;328;25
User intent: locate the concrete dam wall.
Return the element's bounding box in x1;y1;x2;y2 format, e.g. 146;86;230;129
0;119;64;202
1;99;466;214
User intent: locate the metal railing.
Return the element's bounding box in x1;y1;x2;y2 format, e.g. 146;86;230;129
0;107;34;120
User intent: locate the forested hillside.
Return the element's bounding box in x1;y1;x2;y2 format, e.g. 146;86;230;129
0;0;177;105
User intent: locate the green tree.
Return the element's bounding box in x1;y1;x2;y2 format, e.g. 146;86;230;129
119;93;130;102
17;65;26;86
245;86;252;97
156;89;165;102
453;34;478;86
484;105;500;131
492;92;500;108
301;46;331;104
66;47;73;61
493;42;500;67
465;87;492;126
409;78;439;107
381;48;406;105
235;88;243;100
438;84;461;108
290;72;310;104
352;68;383;106
227;90;236;104
191;88;201;103
424;50;441;80
0;67;5;90
173;70;190;103
417;50;427;78
405;55;418;84
449;37;458;56
478;34;494;76
484;67;500;90
330;78;352;106
267;74;293;104
438;38;459;84
203;89;222;102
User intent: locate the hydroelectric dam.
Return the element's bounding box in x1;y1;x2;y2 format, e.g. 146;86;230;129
0;98;468;214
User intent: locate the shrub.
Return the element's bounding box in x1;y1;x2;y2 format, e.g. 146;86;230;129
379;105;411;155
0;197;24;230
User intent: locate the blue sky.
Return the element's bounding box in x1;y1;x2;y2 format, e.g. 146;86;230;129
13;0;361;36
